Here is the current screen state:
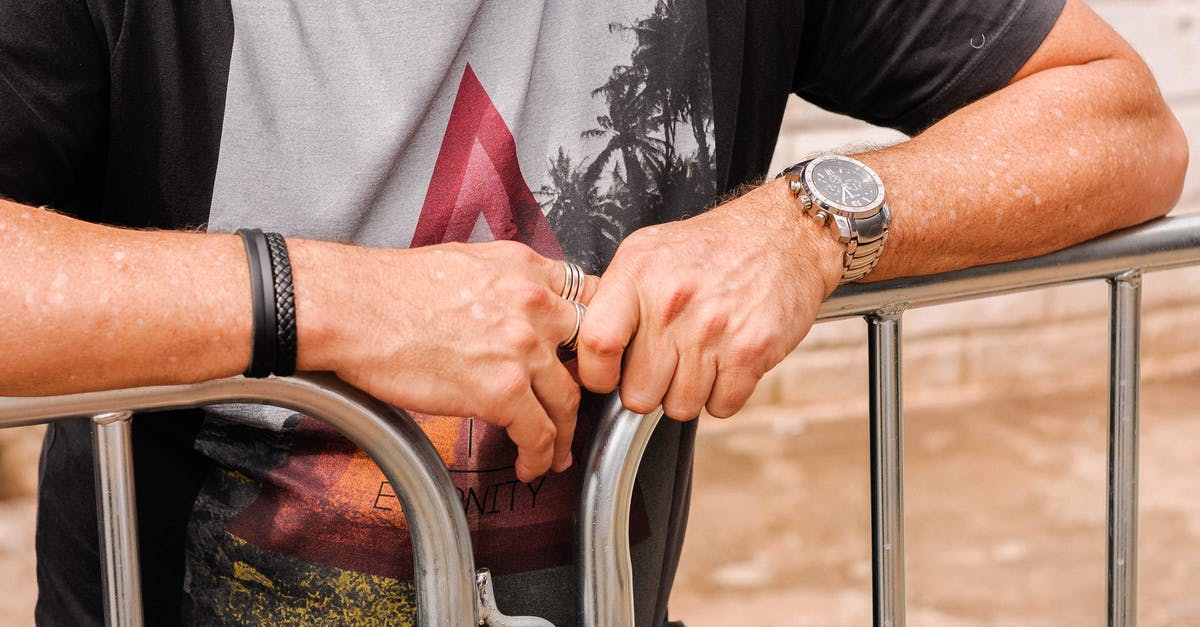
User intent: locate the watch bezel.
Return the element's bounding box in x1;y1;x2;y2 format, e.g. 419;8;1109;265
801;154;886;218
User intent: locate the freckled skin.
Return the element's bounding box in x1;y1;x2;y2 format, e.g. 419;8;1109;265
576;0;1188;421
0;0;1188;479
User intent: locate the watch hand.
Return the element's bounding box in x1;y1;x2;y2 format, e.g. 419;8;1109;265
841;185;850;203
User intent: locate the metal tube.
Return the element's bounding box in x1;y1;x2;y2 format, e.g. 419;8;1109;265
0;374;476;626
92;411;143;627
577;394;663;627
821;215;1200;321
868;306;907;627
1108;270;1142;627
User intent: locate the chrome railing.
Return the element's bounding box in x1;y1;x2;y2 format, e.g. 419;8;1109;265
580;214;1200;627
4;214;1199;626
0;374;485;626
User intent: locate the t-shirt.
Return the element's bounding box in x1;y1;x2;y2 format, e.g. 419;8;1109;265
0;1;1063;625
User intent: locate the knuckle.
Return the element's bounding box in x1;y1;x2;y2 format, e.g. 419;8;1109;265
696;308;729;341
561;385;582;415
728;329;775;368
620;388;660;415
658;280;697;326
501;321;540;353
662;399;701;421
531;424;557;451
579;326;625;358
512;279;550;310
489;366;530;401
705;401;738;419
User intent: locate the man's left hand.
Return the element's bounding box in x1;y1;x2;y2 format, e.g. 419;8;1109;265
577;178;844;420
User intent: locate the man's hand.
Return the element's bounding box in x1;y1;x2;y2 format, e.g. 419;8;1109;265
577;180;842;420
0;198;593;483
576;0;1187;420
293;239;596;482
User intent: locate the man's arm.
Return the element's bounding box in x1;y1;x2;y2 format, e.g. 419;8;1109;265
0;199;590;481
577;0;1188;420
864;0;1188;279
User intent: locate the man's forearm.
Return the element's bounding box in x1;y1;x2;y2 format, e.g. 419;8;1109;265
856;2;1188;280
0;199;255;395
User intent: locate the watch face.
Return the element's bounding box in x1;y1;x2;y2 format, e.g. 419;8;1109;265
807;157;882;212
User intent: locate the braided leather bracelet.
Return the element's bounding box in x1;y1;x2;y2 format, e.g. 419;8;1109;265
235;228;296;377
264;232;297;376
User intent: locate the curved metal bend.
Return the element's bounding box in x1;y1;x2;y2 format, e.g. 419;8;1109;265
576;215;1200;626
578;394;663;627
0;373;477;626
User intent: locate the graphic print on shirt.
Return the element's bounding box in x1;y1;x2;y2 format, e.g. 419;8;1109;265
219;65;649;582
188;2;714;623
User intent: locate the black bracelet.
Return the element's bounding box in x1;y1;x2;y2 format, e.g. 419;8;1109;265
264;232;297;376
236;228;277;378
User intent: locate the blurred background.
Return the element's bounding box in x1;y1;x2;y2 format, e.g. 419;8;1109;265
671;1;1200;625
1;1;1197;625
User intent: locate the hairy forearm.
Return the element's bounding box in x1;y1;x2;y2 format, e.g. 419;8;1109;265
0;199;255;394
859;47;1187;280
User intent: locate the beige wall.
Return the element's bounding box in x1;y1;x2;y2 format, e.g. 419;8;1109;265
748;0;1200;415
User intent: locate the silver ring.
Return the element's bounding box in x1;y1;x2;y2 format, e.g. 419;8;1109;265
560;261;584;303
559;301;586;352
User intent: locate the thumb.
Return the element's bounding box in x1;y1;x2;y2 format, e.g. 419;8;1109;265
576;271;639;393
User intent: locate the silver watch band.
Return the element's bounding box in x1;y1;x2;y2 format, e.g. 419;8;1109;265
839;204;889;283
842;230;887;283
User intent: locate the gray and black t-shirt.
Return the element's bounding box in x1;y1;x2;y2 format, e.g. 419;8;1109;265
0;0;1063;624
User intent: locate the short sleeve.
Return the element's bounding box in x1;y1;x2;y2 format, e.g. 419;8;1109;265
0;0;108;214
794;0;1066;135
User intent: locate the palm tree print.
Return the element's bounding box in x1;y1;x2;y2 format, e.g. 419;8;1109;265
539;0;716;275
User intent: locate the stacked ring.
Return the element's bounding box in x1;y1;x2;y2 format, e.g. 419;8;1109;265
560;261;584;303
559;301;586;353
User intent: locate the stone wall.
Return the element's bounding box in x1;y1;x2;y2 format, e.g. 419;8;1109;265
747;0;1200;416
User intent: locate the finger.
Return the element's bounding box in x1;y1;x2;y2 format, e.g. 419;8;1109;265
577;273;601;306
661;350;716;421
619;332;678;415
531;361;582;472
534;288;587;347
552;260;589;302
577;273;640;393
705;365;761;419
498;390;558;483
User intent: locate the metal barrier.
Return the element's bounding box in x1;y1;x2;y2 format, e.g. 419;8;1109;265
4;214;1199;626
580;214;1200;627
0;374;492;626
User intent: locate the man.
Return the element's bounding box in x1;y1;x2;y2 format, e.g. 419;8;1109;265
0;0;1185;625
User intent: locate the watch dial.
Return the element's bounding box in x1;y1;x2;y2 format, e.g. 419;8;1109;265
810;159;880;209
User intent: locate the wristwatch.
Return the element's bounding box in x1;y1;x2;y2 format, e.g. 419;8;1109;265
778;154;891;284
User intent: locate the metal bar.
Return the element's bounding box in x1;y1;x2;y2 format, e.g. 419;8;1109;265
868;306;907;627
92;411;143;627
476;568;554;627
821;215;1200;321
577;394;663;627
0;374;477;626
1107;270;1142;627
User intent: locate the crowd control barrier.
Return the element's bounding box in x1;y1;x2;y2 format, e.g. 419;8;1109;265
3;214;1199;626
583;213;1200;627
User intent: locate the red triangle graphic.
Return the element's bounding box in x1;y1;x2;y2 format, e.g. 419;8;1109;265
411;64;564;259
220;65;653;583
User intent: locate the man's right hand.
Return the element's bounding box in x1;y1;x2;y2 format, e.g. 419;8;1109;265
0;198;592;483
279;239;594;482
